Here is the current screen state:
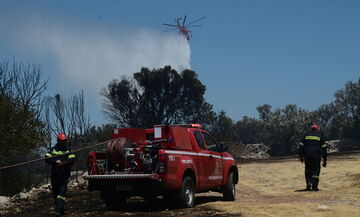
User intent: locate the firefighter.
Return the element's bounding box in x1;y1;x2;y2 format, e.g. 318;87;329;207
298;124;327;191
45;133;76;216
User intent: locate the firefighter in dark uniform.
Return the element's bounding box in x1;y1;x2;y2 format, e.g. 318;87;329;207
45;133;76;216
298;124;327;191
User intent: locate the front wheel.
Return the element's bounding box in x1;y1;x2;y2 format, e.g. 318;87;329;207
223;172;236;201
178;176;195;208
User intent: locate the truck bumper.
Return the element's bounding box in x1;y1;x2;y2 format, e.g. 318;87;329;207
84;174;164;195
84;173;159;180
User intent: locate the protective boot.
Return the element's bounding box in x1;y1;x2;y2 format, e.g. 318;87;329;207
304;170;312;191
312;177;319;191
55;196;65;216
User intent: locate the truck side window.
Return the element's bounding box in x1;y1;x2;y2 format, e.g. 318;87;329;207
202;133;219;152
194;131;205;149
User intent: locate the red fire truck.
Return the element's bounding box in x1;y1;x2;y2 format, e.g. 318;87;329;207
84;124;238;209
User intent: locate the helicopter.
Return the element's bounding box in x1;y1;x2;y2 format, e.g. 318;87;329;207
162;15;206;40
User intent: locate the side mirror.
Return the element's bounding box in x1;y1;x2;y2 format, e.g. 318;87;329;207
219;144;229;152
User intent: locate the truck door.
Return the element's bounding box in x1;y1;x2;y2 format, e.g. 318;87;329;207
201;132;224;186
193;131;213;189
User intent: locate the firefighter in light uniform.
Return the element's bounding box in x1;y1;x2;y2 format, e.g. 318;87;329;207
298;124;327;191
45;133;76;216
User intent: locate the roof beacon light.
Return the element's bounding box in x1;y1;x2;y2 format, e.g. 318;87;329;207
191;124;202;128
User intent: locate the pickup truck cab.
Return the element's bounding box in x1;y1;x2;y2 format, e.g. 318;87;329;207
84;124;238;209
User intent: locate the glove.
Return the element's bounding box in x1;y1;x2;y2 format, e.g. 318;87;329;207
300;157;304;164
322;161;327;167
56;160;64;168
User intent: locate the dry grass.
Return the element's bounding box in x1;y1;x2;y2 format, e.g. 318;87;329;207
2;153;359;217
199;154;360;217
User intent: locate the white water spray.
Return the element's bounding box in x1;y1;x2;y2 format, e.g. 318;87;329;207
1;15;191;96
0;13;192;123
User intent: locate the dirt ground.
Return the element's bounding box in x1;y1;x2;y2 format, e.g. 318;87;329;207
2;153;359;217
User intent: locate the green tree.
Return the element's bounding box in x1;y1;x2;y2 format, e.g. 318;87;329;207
0;61;48;195
312;103;339;140
209;110;235;142
101;66;214;128
266;105;310;156
333;78;360;139
256;104;272;122
234;104;313;156
83;124;116;144
0;61;47;166
234;116;262;144
0;95;45;166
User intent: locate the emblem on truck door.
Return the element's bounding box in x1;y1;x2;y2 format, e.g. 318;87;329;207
181;159;193;164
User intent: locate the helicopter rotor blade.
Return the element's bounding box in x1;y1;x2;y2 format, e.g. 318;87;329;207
176;18;182;26
162;23;178;27
162;28;180;32
186;25;202;28
183;15;187;26
186;16;206;26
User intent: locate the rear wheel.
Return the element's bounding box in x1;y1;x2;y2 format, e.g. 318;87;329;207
100;190;127;211
178;176;195;208
223;172;236;201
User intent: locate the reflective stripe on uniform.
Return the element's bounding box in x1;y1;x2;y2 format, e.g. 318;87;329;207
45;153;52;157
68;154;75;159
322;144;327;148
305;136;321;141
52;150;69;155
57;195;66;200
312;175;319;179
299;142;304;146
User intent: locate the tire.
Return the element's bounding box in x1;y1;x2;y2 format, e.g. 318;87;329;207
223;172;236;201
177;176;195;208
100;190;126;211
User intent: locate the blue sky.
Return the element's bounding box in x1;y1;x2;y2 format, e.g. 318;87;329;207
0;0;359;125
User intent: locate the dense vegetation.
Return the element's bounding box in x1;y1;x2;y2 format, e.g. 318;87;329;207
0;61;109;195
103;66;360;156
210;78;360;156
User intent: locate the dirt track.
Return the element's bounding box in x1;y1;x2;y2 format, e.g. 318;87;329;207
2;153;360;217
